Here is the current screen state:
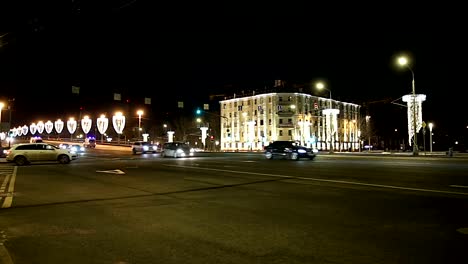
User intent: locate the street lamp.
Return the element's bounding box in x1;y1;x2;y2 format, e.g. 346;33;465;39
0;102;4;146
137;110;143;140
316;82;335;153
428;122;433;153
398;56;419;156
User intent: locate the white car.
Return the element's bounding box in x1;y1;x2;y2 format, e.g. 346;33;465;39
161;142;194;158
5;143;75;166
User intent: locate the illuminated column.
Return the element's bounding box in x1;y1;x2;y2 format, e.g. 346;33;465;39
54;119;64;137
112;112;125;144
167;131;174;143
323;109;340;151
200;127;208;149
402;94;426;148
45;120;53;134
37;121;45;134
81;115;92;135
304;121;311;147
16;127;22;137
30;123;37;135
22;125;29;136
96;115;109;143
67;118;77;140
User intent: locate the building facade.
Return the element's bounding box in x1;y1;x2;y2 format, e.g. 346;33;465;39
219;92;361;151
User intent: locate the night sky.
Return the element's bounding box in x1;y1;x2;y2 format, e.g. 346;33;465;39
1;2;467;146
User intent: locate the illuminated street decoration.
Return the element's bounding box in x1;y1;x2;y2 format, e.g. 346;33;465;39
112;112;125;134
36;121;45;134
402;94;426;146
200;127;208;147
96;115;108;135
323;109;340;150
167;131;174;143
0;132;5;140
45;120;53;134
67;118;77;134
16;127;22;137
247;121;255;147
55;119;64;134
22;125;28;136
30;123;37;135
81;115;92;134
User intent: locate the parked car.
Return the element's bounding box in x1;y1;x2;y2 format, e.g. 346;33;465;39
264;141;316;160
132;141;157;154
161;142;194;158
5;143;75;166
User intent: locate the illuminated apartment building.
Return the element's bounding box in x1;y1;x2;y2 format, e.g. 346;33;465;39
219;92;361;151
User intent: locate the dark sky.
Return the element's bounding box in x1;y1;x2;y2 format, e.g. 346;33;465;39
1;2;467;140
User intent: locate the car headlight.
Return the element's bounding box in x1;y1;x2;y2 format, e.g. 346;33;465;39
312;149;318;153
71;147;77;152
190;148;195;153
80;147;85;151
297;149;307;153
143;146;149;151
176;149;184;153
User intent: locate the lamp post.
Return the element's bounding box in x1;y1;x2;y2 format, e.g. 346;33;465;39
0;102;4;146
428;122;433;153
398;56;419;156
316;82;334;153
137;110;143;140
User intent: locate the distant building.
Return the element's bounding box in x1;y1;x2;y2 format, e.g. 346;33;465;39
219;92;361;151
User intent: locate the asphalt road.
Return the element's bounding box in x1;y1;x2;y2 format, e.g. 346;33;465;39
0;149;467;264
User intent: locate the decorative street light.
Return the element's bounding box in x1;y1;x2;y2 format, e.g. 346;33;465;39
21;125;28;137
45;120;53;134
316;81;338;153
30;123;37;135
67;118;77;141
0;102;3;130
428;122;434;153
398;56;425;156
36;121;45;134
97;114;109;143
81;115;92;135
137;110;144;140
113;112;126;144
55;119;64;138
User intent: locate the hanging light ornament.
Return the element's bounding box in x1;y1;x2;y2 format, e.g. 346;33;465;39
22;125;29;136
112;112;125;134
96;114;108;135
36;121;45;134
67;118;77;134
30;123;37;135
81;115;92;134
55;119;64;134
45;120;54;134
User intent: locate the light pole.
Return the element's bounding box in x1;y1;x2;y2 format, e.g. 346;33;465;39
398;56;419;156
428;122;433;153
316;82;334;153
137;110;143;140
0;102;4;146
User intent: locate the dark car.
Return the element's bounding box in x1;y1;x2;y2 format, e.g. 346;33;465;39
264;141;316;160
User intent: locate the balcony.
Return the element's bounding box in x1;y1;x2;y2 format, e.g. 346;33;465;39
277;110;295;116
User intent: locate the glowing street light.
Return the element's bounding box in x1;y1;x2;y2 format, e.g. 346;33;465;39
0;102;4;131
137;110;144;140
81;115;92;135
113;112;126;144
428;122;434;153
30;123;37;135
45;120;53;134
21;125;28;136
55;119;64;136
36;121;45;134
97;114;109;143
316;81;337;153
398;55;422;156
67;118;77;141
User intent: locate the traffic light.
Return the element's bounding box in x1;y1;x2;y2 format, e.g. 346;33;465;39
195;108;202;115
210;135;214;141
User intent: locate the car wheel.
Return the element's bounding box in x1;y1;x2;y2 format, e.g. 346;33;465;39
290;152;299;160
161;151;166;158
58;155;70;164
265;152;273;159
14;156;28;166
132;149;137;155
309;156;316;160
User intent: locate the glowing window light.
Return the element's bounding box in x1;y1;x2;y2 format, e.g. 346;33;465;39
30;123;37;135
45;120;53;134
22;125;28;136
112;112;126;134
67;118;77;134
36;121;45;134
55;119;64;134
81;115;92;134
97;114;109;135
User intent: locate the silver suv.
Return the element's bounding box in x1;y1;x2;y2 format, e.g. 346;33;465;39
131;141;157;154
5;143;75;166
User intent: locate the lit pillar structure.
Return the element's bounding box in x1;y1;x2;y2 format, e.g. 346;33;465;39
97;115;109;144
81;115;92;135
167;131;174;143
45;120;53;135
428;122;433;153
247;120;256;150
112;112;125;144
137;110;143;140
21;125;28;136
0;103;3;141
402;94;426;153
30;123;37;136
200;127;208;149
16;127;22;137
322;109;340;152
36;121;45;134
67;118;77;141
54;119;64;138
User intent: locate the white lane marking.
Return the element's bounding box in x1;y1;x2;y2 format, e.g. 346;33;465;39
241;161;257;163
0;243;14;264
0;174;11;193
96;169;125;175
457;228;468;235
449;185;468;188
2;166;17;208
164;164;468;196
